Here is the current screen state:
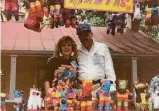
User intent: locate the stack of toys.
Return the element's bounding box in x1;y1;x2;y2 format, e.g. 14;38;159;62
45;64;79;110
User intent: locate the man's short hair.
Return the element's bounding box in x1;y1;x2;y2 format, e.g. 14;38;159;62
76;23;91;35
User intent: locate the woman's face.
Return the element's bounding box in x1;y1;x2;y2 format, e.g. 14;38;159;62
61;41;73;57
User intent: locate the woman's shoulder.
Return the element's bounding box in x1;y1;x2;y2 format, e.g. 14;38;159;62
47;57;60;64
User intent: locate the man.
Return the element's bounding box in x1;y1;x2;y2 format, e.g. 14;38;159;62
76;23;116;99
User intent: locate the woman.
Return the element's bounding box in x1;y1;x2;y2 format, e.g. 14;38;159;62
44;36;78;95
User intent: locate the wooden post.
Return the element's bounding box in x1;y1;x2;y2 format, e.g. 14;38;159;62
9;55;17;100
131;57;138;100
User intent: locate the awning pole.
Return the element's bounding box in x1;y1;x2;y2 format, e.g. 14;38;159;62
9;55;17;100
131;57;138;101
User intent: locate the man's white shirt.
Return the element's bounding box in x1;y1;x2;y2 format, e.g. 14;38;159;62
78;42;116;82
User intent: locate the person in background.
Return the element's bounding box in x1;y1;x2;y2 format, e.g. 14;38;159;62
76;23;116;100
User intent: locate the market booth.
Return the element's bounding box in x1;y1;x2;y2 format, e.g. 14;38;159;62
1;22;159;110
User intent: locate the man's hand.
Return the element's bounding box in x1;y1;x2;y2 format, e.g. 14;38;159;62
110;83;116;92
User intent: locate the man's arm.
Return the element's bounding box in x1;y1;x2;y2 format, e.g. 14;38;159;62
104;45;116;81
104;45;116;91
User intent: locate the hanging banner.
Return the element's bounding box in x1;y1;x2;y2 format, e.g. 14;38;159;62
64;0;133;13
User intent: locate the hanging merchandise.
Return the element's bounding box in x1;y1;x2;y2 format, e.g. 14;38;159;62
49;5;55;17
151;6;159;26
70;12;77;28
35;0;44;20
24;0;44;32
107;13;126;35
41;6;52;28
145;5;152;23
151;6;159;36
4;0;19;21
63;9;77;28
107;13;117;35
133;2;141;20
64;10;71;28
54;4;64;28
145;5;152;34
116;13;126;34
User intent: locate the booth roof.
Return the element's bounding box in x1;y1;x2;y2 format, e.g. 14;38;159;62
1;22;159;57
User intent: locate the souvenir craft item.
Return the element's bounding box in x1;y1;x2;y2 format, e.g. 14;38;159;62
27;87;43;110
96;79;112;111
13;90;26;111
0;93;8;111
134;82;152;111
116;80;132;111
4;0;19;21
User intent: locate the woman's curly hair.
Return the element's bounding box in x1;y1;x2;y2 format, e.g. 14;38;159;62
54;36;78;61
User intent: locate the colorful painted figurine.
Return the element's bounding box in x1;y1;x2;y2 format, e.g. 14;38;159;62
0;93;8;111
107;13;126;35
80;79;93;111
4;0;19;21
133;2;141;20
41;6;52;28
116;80;132;111
54;4;64;28
13;90;26;111
66;87;76;110
60;99;67;111
96;79;112;111
49;5;55;17
51;89;60;110
24;0;44;32
60;88;67;111
134;82;152;111
27;86;43;110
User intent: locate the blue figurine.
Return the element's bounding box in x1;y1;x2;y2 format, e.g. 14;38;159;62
13;90;26;111
61;88;66;99
60;99;67;111
96;80;113;111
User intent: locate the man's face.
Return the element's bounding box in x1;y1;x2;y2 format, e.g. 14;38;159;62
78;31;93;47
